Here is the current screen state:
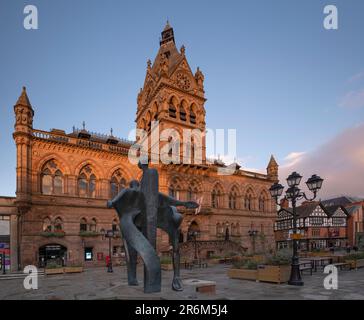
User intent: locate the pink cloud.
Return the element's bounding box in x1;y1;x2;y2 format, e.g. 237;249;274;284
280;123;364;199
339;88;364;109
347;71;364;83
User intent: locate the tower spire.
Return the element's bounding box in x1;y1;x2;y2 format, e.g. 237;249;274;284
16;86;32;108
267;155;279;181
160;21;175;46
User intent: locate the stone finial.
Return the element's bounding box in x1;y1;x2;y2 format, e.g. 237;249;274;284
180;45;185;55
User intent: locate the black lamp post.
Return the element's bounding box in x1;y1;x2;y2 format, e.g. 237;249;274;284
105;230;114;273
248;229;258;254
269;172;323;286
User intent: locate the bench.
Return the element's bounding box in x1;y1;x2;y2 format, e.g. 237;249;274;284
332;262;351;271
299;262;313;275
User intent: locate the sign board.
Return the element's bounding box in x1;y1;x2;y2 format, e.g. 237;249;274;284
290;233;303;240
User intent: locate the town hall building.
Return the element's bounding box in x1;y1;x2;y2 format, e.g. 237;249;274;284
0;23;278;270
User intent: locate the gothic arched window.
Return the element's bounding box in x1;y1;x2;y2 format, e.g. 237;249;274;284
78;165;97;198
169;97;178;118
244;189;254;211
110;169;127;198
80;218;87;232
43;217;52;232
169;177;181;200
187;181;199;201
180;103;187;121
228;186;239;210
41;160;64;195
259;193;266;212
54;217;63;232
190;104;197;124
211;185;223;208
190;110;196;124
89;218;97;232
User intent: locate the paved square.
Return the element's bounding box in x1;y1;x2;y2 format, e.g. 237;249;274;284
0;265;363;300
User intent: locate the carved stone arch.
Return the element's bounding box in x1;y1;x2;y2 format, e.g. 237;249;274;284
228;182;241;196
211;180;225;194
36;154;71;175
179;99;188;121
38;156;69;195
242;184;257;211
188;177;203;193
151;101;158;114
190;102;198;124
228;183;240;209
168;95;178;119
168;175;186;190
257;187;270;212
74;159;104;178
169;95;179;107
37;238;69;250
106;165;133;182
241;183;257;198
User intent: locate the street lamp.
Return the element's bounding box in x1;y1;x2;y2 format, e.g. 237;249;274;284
269;172;324;286
105;229;114;273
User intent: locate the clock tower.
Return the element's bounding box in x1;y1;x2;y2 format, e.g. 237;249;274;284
135;22;207;164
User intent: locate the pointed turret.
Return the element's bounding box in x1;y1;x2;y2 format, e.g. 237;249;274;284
13;86;34;213
14;86;34;134
16;86;33;108
267;155;279;181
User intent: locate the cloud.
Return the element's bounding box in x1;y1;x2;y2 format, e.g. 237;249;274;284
339;88;364;109
283;152;306;168
280;123;364;199
347;71;364;83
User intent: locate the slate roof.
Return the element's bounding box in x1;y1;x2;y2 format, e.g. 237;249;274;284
322;196;363;207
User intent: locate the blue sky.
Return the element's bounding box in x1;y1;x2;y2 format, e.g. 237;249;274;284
0;0;364;197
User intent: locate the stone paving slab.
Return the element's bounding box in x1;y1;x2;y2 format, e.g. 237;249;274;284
0;265;363;300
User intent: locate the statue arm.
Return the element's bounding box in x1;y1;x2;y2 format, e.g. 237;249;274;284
107;188;129;208
159;193;199;209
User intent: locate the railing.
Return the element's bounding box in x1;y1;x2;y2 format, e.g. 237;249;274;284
33;130;69;143
33;129;130;155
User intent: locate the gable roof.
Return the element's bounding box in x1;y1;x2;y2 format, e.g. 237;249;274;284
278;202;327;218
324;205;349;217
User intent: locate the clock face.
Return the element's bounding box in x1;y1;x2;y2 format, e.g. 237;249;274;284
176;73;191;90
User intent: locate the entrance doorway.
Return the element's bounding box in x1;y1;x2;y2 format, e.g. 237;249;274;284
39;244;67;268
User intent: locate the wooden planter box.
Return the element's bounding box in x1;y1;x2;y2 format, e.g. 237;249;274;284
346;259;364;270
257;265;290;284
208;258;221;265
64;266;83;273
45;268;64;275
251;255;266;263
228;268;257;281
161;263;173;271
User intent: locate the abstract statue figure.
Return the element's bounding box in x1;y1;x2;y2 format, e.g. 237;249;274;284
107;162;198;293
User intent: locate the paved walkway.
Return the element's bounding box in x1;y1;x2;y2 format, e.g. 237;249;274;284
0;265;363;300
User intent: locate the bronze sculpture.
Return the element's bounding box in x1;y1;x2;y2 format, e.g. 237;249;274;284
107;162;198;293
